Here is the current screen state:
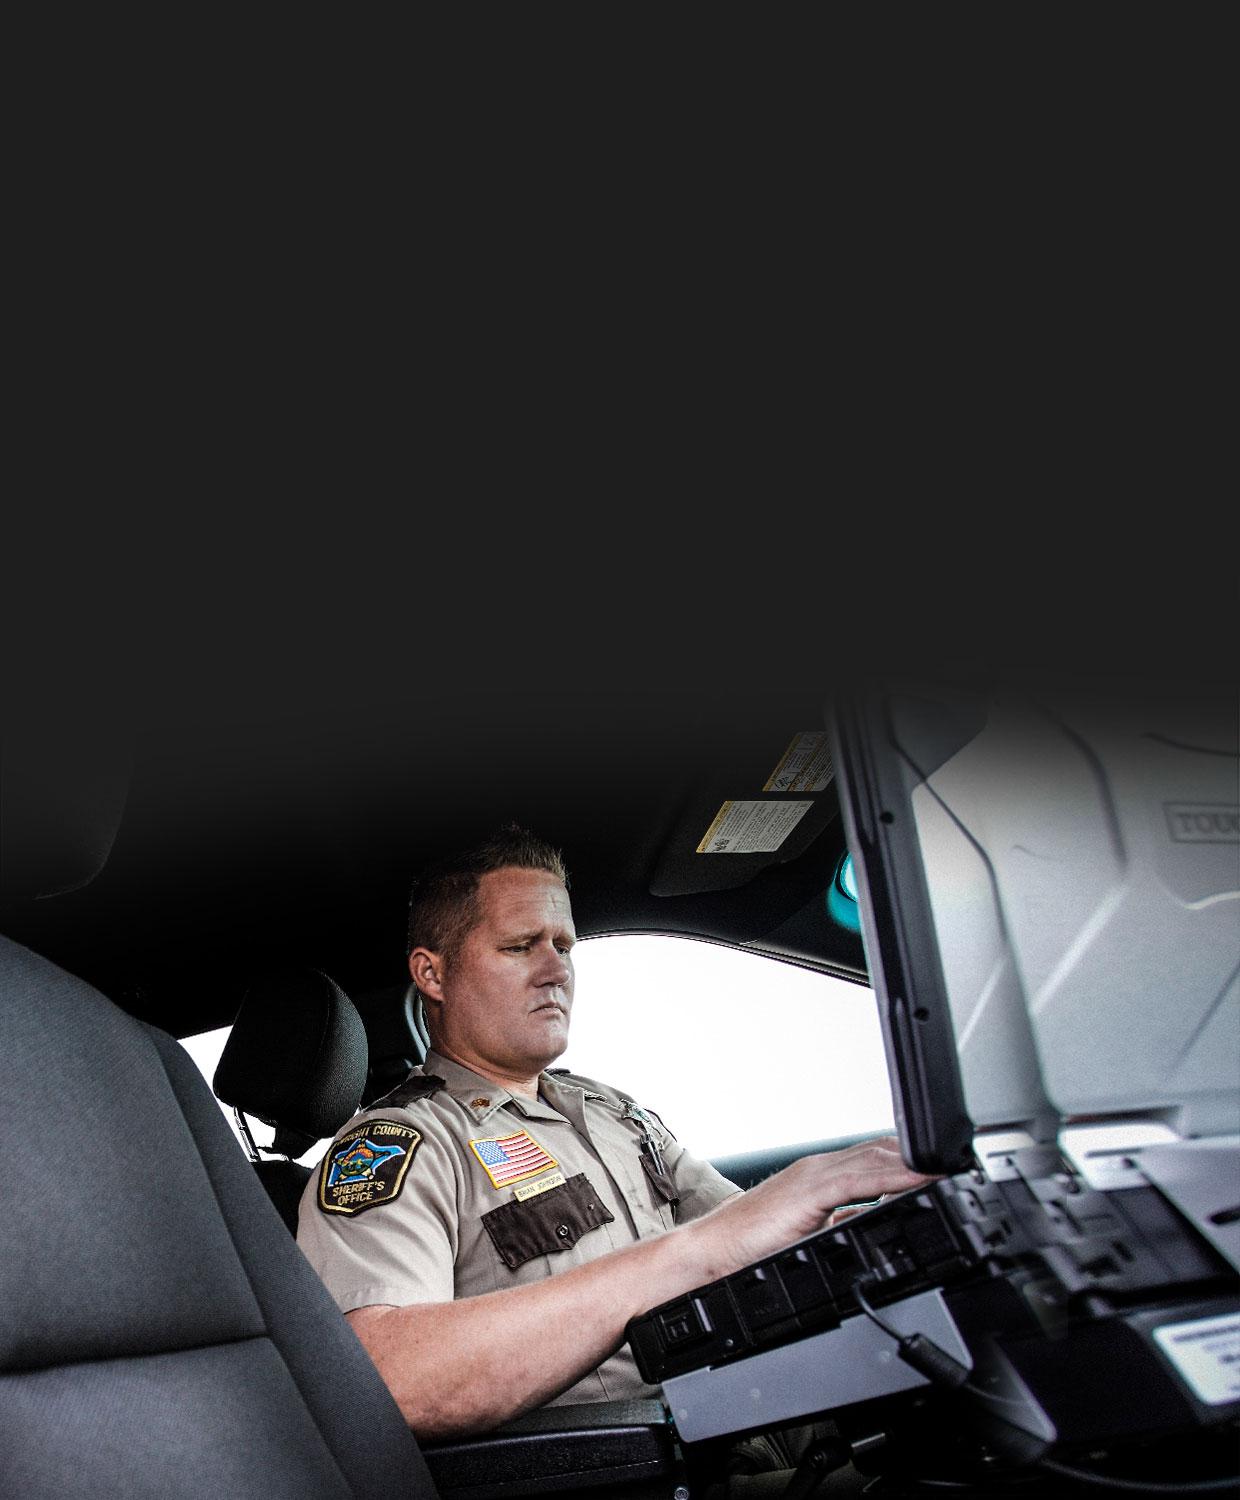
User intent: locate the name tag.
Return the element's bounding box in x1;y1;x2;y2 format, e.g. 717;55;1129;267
513;1169;566;1202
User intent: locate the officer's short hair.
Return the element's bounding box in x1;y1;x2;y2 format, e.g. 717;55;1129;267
406;824;569;974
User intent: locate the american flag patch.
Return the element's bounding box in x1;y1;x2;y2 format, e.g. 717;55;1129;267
469;1130;558;1189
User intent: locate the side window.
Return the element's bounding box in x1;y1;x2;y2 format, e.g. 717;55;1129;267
559;935;894;1160
182;937;894;1170
179;1027;329;1167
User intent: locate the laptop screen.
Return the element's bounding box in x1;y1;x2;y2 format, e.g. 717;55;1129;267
830;675;1239;1174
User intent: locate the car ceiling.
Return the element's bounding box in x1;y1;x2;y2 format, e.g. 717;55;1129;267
1;683;867;1038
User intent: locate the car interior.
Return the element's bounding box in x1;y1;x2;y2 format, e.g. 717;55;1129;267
2;671;1236;1499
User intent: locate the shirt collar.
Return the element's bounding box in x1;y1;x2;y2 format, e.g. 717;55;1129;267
423;1049;566;1124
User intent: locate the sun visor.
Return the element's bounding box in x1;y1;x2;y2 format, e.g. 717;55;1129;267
832;678;1240;1172
649;730;840;897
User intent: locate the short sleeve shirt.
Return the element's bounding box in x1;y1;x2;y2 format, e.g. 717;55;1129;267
295;1049;741;1405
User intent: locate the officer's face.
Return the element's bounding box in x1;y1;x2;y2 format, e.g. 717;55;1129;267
430;866;576;1082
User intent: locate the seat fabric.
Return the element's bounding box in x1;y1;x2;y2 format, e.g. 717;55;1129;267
0;933;438;1500
256;1156;318;1234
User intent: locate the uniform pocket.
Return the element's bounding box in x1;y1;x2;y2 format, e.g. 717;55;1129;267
481;1173;615;1270
640;1154;681;1223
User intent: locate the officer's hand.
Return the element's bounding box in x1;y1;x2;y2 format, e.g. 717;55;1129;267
688;1137;937;1278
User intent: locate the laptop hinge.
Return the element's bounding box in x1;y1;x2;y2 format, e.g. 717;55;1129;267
1058;1120;1180;1189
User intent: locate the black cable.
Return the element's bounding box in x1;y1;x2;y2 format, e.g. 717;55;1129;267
852;1278;1026;1406
852;1277;903;1340
850;1281;1238;1495
1037;1457;1239;1495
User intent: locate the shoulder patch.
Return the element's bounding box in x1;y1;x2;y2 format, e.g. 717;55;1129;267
369;1073;447;1109
318;1119;421;1216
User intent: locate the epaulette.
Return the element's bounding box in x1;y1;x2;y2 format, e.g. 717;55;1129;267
547;1068;676;1139
368;1072;447;1109
546;1066;614;1098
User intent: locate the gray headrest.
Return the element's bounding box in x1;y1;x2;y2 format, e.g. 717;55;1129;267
213;969;367;1154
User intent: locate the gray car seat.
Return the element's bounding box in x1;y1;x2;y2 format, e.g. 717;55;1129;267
0;932;438;1500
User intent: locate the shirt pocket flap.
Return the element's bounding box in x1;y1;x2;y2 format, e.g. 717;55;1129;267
481;1173;614;1270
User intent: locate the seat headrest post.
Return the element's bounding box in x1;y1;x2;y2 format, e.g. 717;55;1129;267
232;1107;261;1164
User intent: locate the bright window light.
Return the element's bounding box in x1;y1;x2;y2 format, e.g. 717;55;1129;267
181;935;895;1169
560;934;893;1159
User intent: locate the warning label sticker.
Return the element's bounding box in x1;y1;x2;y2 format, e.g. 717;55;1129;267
1152;1313;1240;1405
763;733;834;793
697;800;813;854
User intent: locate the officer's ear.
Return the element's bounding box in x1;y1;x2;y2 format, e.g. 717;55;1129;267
409;947;445;1001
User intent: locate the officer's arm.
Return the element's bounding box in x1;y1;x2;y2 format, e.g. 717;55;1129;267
347;1137;932;1438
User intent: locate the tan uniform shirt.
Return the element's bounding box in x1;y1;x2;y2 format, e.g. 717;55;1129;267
296;1049;741;1405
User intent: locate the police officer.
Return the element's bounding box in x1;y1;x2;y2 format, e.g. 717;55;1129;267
296;826;929;1440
